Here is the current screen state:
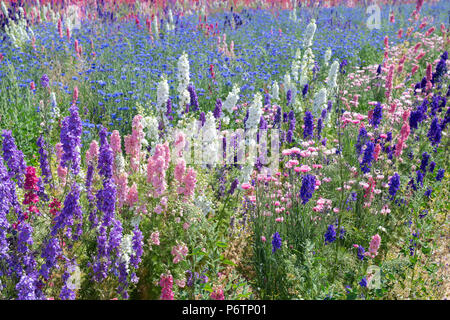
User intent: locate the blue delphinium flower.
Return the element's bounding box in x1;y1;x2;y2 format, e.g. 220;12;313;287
420;152;430;173
436;169;445;182
357;245;365;260
188;84;199;111
1;129;26;187
355;126;367;155
429;161;436;173
300;174;316;204
229;178;239;195
16;273;38;300
51;183;82;240
130;226;144;269
98;126;114;180
286;89;292;106
427;117;442;147
370;102;383;128
60;105;82;175
416;170;424;188
388;173;400;199
36;136;51;184
41;74;50;88
272;232;282;253
199;111;206;126
324;224;336;245
359;277;367;288
360;141;375;174
302;84;309;97
303;111;314;140
213;98;222;119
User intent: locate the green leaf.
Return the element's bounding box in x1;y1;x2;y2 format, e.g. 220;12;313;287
216;241;228;248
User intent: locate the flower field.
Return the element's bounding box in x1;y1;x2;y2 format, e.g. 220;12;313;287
0;0;449;300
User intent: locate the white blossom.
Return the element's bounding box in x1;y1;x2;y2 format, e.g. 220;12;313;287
271;81;279;101
313;88;328;117
303;19;317;48
223;84;240;114
157;75;169;114
177;52;190;96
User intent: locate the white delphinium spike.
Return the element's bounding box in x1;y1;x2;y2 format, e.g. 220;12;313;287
245;93;263;131
223;84;240;114
291;59;300;82
153;15;159;39
177;52;190;96
283;73;292;94
313;88;328;117
201;112;219;166
142;116;159;153
120;234;133;273
1;1;8;17
303;18;317;48
179;89;190;115
157;75;169;115
271;81;279;101
324;48;332;67
327;60;339;94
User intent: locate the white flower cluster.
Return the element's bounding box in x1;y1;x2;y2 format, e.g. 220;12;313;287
157;75;169;115
3;6;33;48
327;60;339;97
65;5;81;32
299;48;315;87
153;15;159;39
201;112;219;166
324;48;332;67
239;163;254;185
194;195;214;216
142;116;160;153
289;7;298;22
120;234;133;273
177;52;190;110
313;88;328;117
303;19;317;48
245;93;263;131
271;81;279;101
40;2;60;24
283;73;297;104
245;93;263;164
49;92;60;123
165;9;175;31
67;264;81;291
223;84;240;114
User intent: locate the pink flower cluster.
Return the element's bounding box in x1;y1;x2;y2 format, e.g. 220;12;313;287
159;274;174;300
85;140;99;165
125;115;144;172
147;143;170;197
174;158;197;200
366;234;381;258
171;242;188;264
210;287;225;300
